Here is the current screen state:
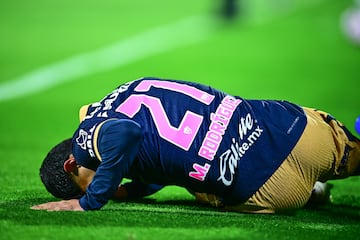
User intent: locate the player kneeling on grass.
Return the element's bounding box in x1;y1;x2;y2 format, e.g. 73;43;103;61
32;77;360;213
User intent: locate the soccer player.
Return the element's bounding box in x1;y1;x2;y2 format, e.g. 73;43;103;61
222;0;238;19
32;77;360;213
341;0;360;46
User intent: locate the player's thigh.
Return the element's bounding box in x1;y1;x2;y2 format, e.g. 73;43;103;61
228;108;337;213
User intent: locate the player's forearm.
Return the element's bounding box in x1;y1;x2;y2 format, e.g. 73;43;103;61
79;120;143;210
79;169;121;210
79;155;136;210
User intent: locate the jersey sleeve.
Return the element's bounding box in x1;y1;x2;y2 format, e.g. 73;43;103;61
79;119;143;210
79;104;91;122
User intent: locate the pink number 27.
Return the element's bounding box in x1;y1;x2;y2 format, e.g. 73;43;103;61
116;80;215;151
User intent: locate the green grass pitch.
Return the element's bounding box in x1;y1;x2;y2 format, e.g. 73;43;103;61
0;0;359;239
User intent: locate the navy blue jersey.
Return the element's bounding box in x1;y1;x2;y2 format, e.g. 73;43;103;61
72;77;307;210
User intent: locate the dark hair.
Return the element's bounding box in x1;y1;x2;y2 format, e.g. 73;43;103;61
40;138;83;199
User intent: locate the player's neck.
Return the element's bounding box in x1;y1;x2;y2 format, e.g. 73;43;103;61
71;166;95;192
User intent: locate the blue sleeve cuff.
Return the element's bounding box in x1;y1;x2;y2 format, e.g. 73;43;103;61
79;195;90;210
79;192;107;210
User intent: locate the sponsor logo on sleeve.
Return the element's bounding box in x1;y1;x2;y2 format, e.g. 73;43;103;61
76;126;96;157
76;129;88;150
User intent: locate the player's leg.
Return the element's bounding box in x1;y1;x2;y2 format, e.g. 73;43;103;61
314;109;360;179
217;108;359;213
226;108;347;213
306;181;333;206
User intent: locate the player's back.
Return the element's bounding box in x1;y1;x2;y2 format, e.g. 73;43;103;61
73;77;307;204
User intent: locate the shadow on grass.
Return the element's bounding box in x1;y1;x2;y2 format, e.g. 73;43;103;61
1;194;360;229
303;202;360;221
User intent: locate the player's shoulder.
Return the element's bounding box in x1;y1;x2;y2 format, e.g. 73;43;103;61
98;119;142;137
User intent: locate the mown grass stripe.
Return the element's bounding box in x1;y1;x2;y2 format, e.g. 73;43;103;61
0;15;213;102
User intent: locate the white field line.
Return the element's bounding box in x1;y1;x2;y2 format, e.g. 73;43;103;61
0;0;328;102
0;15;213;102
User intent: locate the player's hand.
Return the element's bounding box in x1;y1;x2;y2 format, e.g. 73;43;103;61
112;185;129;200
31;199;84;211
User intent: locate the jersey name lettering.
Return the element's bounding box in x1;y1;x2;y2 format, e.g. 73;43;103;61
198;96;241;161
189;163;211;181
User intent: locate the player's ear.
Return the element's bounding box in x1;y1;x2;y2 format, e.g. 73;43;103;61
64;154;78;174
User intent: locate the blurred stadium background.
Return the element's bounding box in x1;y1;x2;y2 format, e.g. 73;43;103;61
0;0;359;239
